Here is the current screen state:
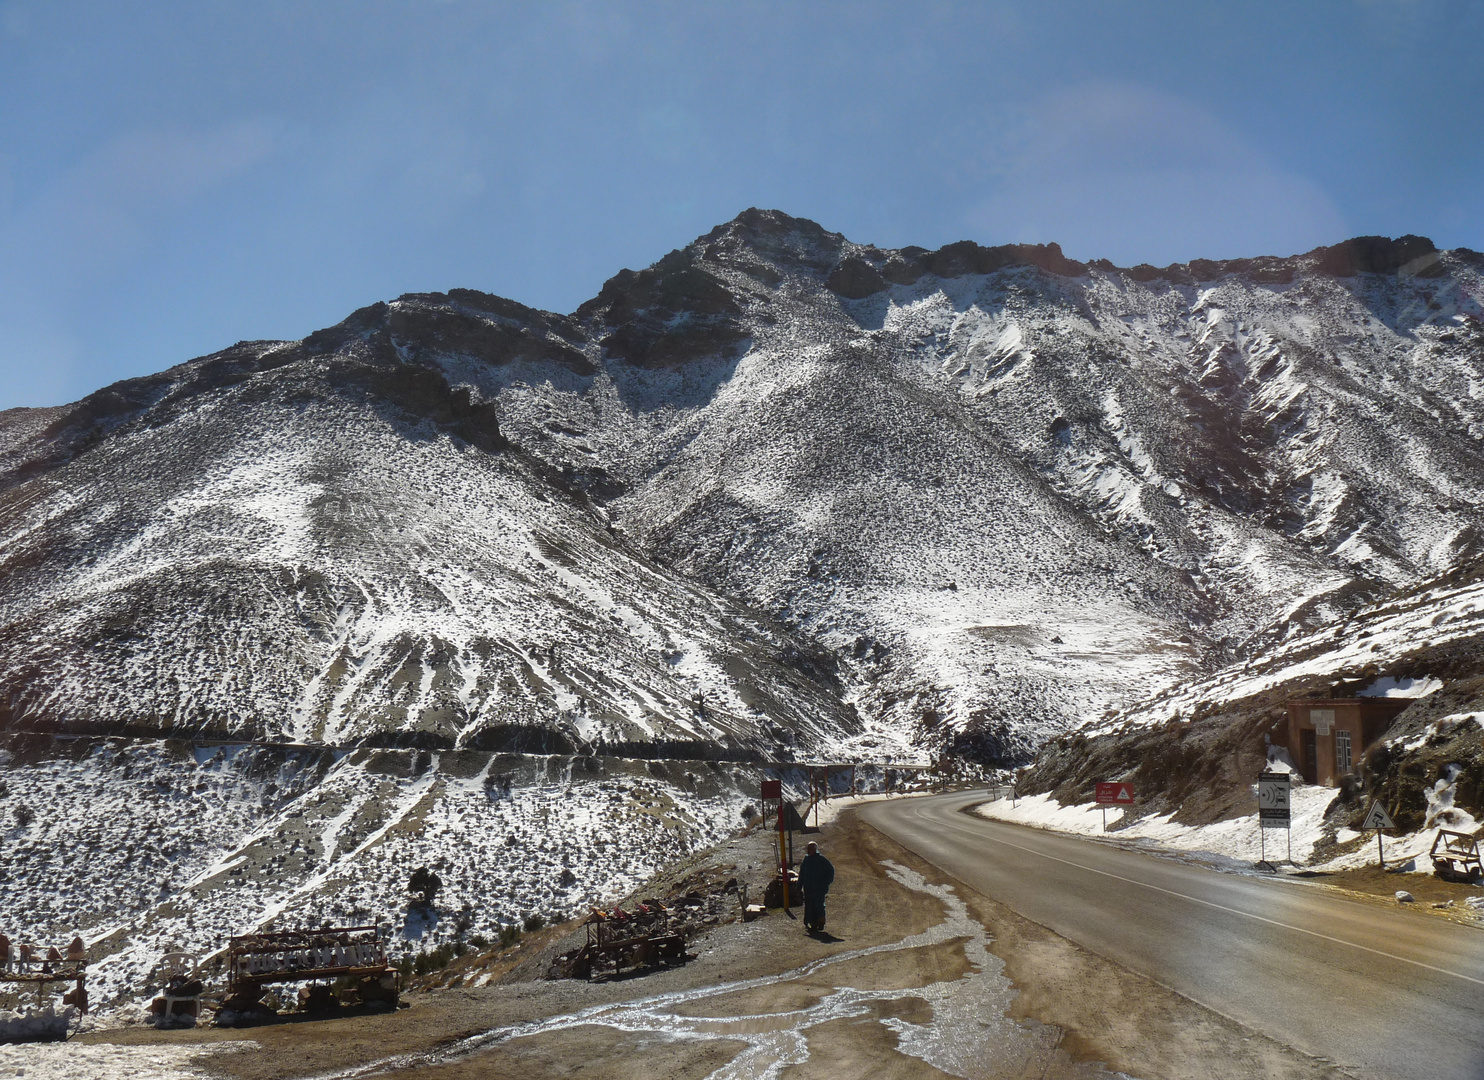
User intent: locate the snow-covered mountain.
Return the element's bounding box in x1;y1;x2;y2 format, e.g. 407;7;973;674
14;212;1477;758
3;209;1482;1005
0;332;857;757
416;211;1484;755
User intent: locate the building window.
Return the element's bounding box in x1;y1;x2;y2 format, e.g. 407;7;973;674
1335;729;1352;775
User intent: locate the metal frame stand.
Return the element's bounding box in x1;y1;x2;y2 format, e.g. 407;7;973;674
1256;825;1277;873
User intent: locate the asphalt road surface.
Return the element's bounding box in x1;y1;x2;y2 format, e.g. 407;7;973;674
859;790;1484;1080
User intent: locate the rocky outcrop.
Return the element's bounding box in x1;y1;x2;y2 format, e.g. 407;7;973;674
1364;675;1484;831
825;255;888;299
1315;234;1441;278
579;250;750;368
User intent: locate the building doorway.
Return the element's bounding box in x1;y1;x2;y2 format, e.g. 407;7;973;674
1301;730;1318;784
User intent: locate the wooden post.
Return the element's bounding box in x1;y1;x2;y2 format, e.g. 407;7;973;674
777;823;789;908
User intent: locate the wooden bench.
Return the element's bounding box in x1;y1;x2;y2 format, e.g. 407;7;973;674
1430;830;1484;884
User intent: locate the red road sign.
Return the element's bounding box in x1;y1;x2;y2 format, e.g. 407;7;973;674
1095;782;1135;805
761;779;782;799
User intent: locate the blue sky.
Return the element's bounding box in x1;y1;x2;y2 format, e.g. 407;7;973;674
1;1;1481;410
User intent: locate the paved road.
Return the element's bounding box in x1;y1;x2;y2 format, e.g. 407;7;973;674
859;790;1484;1080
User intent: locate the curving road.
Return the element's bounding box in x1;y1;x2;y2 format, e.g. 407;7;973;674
859;790;1484;1080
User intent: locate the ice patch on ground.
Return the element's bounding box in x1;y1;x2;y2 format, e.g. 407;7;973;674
0;1005;75;1042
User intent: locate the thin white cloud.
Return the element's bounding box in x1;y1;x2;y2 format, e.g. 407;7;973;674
0;2;30;39
2;118;278;287
965;83;1349;264
0;120;277;406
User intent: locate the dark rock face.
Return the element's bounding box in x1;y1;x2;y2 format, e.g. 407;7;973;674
580;251;750;368
879;256;925;285
347;360;505;451
914;240;1087;279
826;255;889;299
1315;235;1440;278
305;292;594;375
1094;235;1442;285
1364;674;1484;831
701;207;845;274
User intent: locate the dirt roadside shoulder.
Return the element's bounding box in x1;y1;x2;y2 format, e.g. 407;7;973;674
77;799;1349;1080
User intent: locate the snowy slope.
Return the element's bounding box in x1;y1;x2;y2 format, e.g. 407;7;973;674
0;349;857;755
1103;558;1484;734
7;213;1482;753
0;735;760;1008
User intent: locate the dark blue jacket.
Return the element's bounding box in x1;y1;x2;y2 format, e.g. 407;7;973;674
798;852;835;897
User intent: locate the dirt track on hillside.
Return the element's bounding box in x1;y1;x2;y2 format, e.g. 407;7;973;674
83;802;1351;1080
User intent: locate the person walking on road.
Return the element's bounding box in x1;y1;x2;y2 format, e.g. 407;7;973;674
798;841;835;933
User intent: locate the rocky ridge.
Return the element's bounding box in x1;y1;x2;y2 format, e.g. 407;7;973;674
5;210;1484;756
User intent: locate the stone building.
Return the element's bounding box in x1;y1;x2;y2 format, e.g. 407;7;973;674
1281;696;1412;786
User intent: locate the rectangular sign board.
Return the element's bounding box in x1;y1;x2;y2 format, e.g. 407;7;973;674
1095;781;1135;805
760;779;782;799
1258;771;1291;829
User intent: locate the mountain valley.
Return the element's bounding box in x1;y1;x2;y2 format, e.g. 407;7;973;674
3;209;1483;1008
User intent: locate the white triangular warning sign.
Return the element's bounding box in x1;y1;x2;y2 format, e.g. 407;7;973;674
1361;802;1395;830
1116;788;1133;803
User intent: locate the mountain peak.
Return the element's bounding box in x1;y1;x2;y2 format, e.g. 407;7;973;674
712;206;842;246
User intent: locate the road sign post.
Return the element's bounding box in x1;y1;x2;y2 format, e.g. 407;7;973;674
1095;782;1135;833
761;778;781;830
761;778;789;906
1360;801;1396;868
1257;771;1291;872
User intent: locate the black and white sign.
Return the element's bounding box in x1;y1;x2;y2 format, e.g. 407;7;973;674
1361;801;1395;831
1258;771;1291;829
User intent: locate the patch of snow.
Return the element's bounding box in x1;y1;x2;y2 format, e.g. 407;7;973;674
975;785;1339;866
1358;675;1443;698
0;1040;255;1080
